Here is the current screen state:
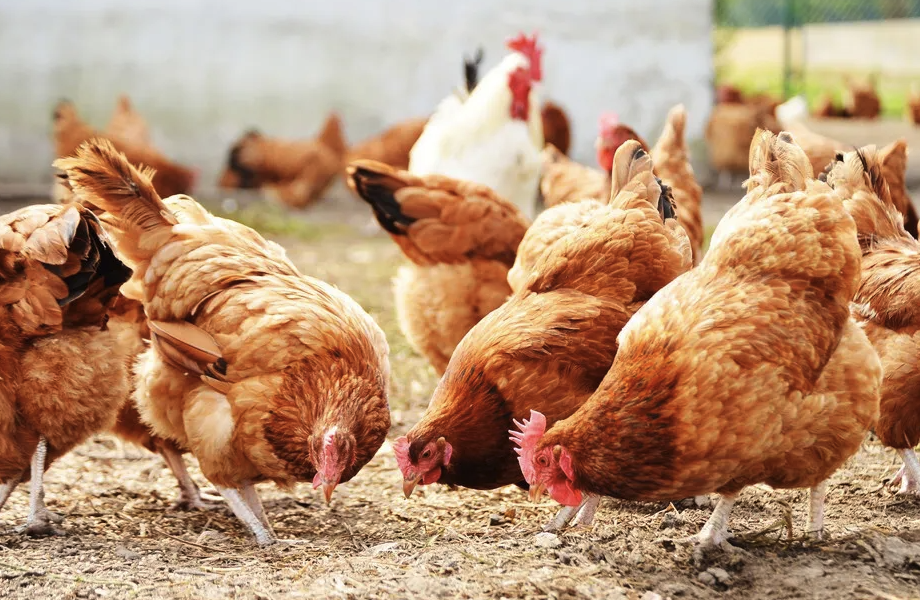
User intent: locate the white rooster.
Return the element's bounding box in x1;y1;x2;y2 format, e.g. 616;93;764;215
409;33;545;220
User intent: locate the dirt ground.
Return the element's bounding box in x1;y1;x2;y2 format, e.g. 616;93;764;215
1;187;920;600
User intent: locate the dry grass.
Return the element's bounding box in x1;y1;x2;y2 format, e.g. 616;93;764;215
1;193;920;600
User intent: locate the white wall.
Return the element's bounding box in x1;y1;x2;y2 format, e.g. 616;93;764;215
0;0;714;186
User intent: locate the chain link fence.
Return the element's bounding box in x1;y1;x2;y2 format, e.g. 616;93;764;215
715;0;920;116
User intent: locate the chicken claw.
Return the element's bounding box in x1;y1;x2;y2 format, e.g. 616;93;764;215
17;437;65;537
891;449;920;496
542;494;600;532
673;494;737;551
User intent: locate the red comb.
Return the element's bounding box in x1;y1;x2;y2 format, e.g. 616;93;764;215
509;410;547;485
393;436;411;476
506;32;543;82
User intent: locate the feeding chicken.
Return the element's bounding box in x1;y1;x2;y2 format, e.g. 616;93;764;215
55;139;391;545
347;159;529;374
538;106;703;262
217;112;347;207
826;144;920;495
408;33;544;220
0;202;139;535
395;141;691;531
105;94;152;148
53;100;196;200
515;130;881;547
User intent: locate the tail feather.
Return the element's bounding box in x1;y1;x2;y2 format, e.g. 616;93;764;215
745;129;813;193
656;104;687;153
52;138;178;267
609;140;663;208
345;159;417;235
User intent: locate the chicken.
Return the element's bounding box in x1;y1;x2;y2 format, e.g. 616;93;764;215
394;142;691;530
539;112;646;209
343;118;429;173
346;159;528;374
217;113;347;208
706;102;779;183
0;203;139;535
814;93;849;119
906;85;920;126
515;130;881;547
825;145;920;495
53;100;196;199
541;101;572;156
105;94;151;148
55;139;391;545
776;99;918;238
651;105;704;264
716;84;744;105
845;76;882;120
408;33;544;220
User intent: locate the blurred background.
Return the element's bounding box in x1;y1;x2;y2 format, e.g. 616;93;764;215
2;0;919;193
0;0;714;188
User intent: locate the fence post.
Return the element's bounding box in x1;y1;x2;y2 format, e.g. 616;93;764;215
782;0;796;99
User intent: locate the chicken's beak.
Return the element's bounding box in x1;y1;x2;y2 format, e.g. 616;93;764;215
403;474;422;499
529;481;547;503
322;481;337;505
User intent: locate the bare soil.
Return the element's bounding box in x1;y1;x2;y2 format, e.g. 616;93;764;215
1;189;919;600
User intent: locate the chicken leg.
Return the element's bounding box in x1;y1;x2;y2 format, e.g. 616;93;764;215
218;486;276;546
240;482;272;531
17;437;64;537
542;494;601;532
0;474;22;513
892;448;920;495
807;480;828;540
683;493;736;549
158;443;221;510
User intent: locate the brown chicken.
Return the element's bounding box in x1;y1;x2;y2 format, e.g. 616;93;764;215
539;112;647;209
394;142;692;531
346;159;528;374
778;118;918;238
826;145;920;495
217;113;347;208
344;118;428;173
706;102;779;182
0;203;139;535
907;86;920;126
845;77;882;120
56;139;391;545
53;100;196;199
517;130;881;547
106;94;151;148
814;93;850;119
651;105;705;264
541;101;572;156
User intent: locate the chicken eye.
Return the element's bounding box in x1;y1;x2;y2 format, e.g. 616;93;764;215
421;449;432;459
537;456;549;467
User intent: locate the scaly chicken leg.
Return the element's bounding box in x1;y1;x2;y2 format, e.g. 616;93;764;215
158;443;221;510
17;437;64;536
542;494;601;532
218;486;276;546
807;480;828;539
240;483;272;531
0;474;22;512
892;449;920;495
685;494;736;549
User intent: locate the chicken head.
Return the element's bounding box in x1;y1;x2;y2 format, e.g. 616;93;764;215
511;410;581;506
393;435;452;498
311;426;356;504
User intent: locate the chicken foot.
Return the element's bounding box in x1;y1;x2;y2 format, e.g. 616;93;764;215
0;474;22;513
218;485;276;545
542;494;601;532
17;437;64;537
890;448;920;495
807;480;828;540
678;493;737;550
158;443;221;510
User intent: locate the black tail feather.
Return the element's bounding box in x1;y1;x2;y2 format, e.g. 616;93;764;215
348;165;417;236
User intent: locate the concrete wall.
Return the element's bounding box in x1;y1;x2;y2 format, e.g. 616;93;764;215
0;0;714;186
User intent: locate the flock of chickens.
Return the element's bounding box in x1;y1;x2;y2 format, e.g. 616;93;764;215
2;32;920;553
